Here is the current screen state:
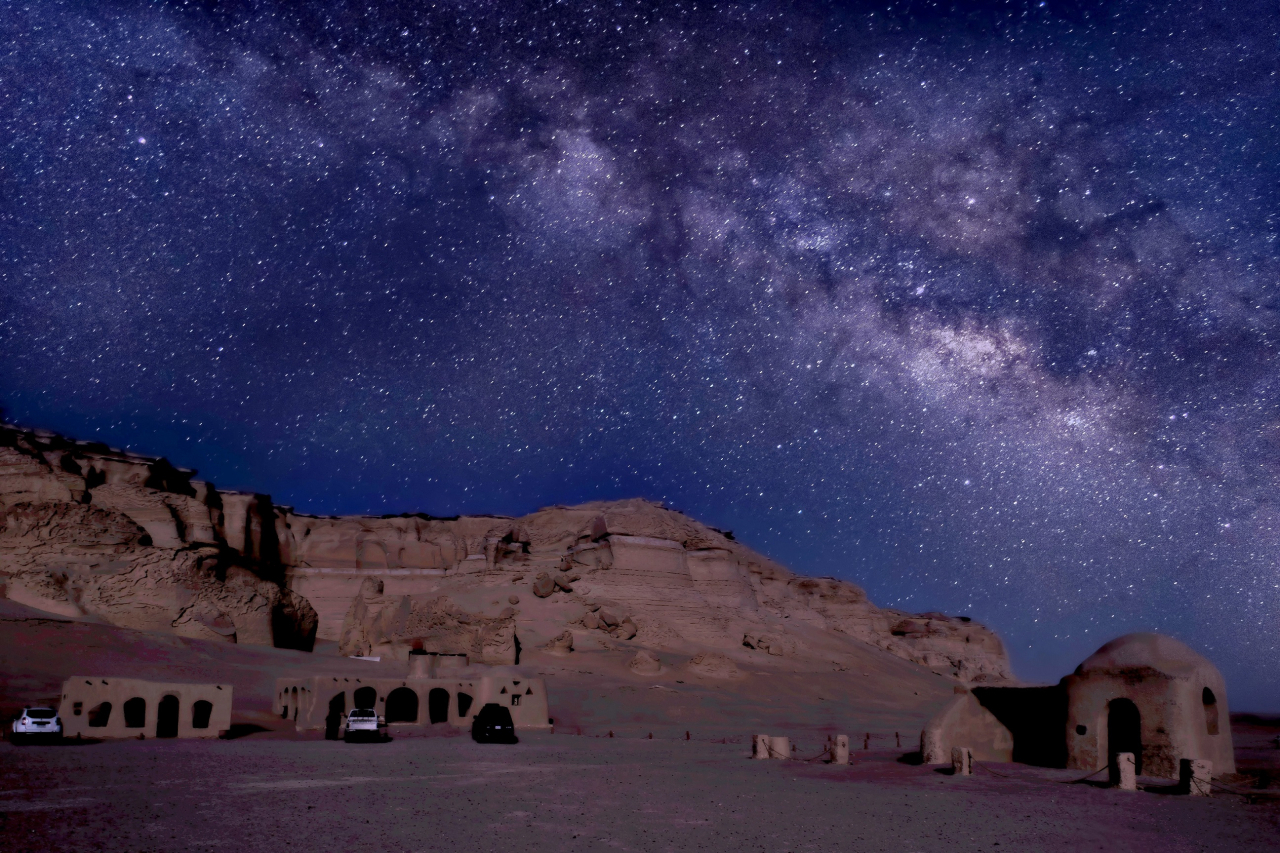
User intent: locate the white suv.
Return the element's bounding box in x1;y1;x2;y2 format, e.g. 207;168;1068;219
11;707;62;744
342;708;384;743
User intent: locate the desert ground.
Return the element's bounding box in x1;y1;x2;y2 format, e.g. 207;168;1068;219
3;730;1280;853
5;595;1280;851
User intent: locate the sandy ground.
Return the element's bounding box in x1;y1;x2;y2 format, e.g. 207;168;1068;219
2;733;1279;853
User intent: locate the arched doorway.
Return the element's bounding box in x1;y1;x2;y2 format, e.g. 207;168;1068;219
156;695;180;738
1203;687;1219;736
192;700;213;730
428;688;450;724
353;686;377;709
123;697;147;729
385;688;419;723
457;692;474;718
1108;698;1142;774
325;693;345;740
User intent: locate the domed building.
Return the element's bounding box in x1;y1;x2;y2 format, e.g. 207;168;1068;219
1062;633;1234;778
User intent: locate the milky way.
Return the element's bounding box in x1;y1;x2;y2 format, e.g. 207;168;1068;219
2;1;1278;707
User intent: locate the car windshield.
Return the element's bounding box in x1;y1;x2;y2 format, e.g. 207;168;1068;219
349;710;376;718
26;709;56;719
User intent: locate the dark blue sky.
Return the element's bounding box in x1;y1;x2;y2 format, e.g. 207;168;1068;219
2;0;1278;709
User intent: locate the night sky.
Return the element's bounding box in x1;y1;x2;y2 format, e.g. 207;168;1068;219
2;1;1278;708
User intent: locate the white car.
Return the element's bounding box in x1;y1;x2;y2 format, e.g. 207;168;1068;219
342;708;384;743
11;707;62;744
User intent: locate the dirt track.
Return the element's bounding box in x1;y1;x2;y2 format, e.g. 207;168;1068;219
2;733;1278;852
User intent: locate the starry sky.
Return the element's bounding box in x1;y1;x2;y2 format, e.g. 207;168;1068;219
2;0;1278;708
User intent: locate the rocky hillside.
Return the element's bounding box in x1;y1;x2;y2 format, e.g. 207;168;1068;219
0;422;1012;682
0;424;316;648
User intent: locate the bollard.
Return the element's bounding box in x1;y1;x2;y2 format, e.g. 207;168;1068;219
769;735;790;760
1180;759;1212;797
951;746;972;776
829;734;850;765
863;732;870;750
1111;753;1137;790
753;734;771;759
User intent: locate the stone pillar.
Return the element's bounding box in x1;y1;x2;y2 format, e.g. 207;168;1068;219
753;734;771;759
769;736;790;760
1111;752;1137;790
951;746;972;776
920;730;946;764
1180;759;1212;797
829;734;849;765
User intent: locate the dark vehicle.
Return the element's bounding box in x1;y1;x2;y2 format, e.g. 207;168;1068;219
470;703;518;744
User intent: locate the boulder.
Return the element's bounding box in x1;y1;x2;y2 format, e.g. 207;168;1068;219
612;617;638;641
629;649;662;675
531;572;556;598
545;630;574;656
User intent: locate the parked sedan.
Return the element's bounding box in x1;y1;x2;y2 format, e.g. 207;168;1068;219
10;707;62;744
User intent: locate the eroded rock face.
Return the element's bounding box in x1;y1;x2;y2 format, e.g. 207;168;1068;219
0;425;316;649
296;498;1013;681
0;422;1012;682
336;579;518;664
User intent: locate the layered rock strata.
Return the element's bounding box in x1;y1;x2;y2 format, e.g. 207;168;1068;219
0;424;316;648
313;499;1012;682
0;422;1012;682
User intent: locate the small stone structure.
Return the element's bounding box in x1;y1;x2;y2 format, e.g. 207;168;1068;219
1063;633;1234;778
920;688;1013;764
827;734;849;765
920;633;1233;782
1180;759;1212;797
951;746;973;776
59;676;232;739
275;671;550;735
1112;752;1137;790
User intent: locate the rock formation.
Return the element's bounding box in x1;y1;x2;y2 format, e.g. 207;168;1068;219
310;499;1012;682
0;424;316;648
0;421;1013;683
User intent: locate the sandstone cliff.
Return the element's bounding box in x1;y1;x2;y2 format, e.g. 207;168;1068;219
0;424;316;648
0;422;1012;682
303;499;1012;682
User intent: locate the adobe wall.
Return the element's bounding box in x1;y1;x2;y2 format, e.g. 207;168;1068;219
275;674;550;732
920;690;1014;763
59;676;232;739
1063;672;1235;777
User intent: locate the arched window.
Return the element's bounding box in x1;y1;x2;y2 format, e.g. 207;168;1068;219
385;688;419;723
123;697;147;729
457;692;473;718
192;700;214;729
1203;687;1219;736
353;686;377;709
291;686;299;721
88;702;112;727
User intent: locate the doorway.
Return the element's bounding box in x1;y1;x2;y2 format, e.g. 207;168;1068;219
1108;698;1142;775
325;693;345;740
428;688;450;724
156;695;180;738
385;688;419;723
